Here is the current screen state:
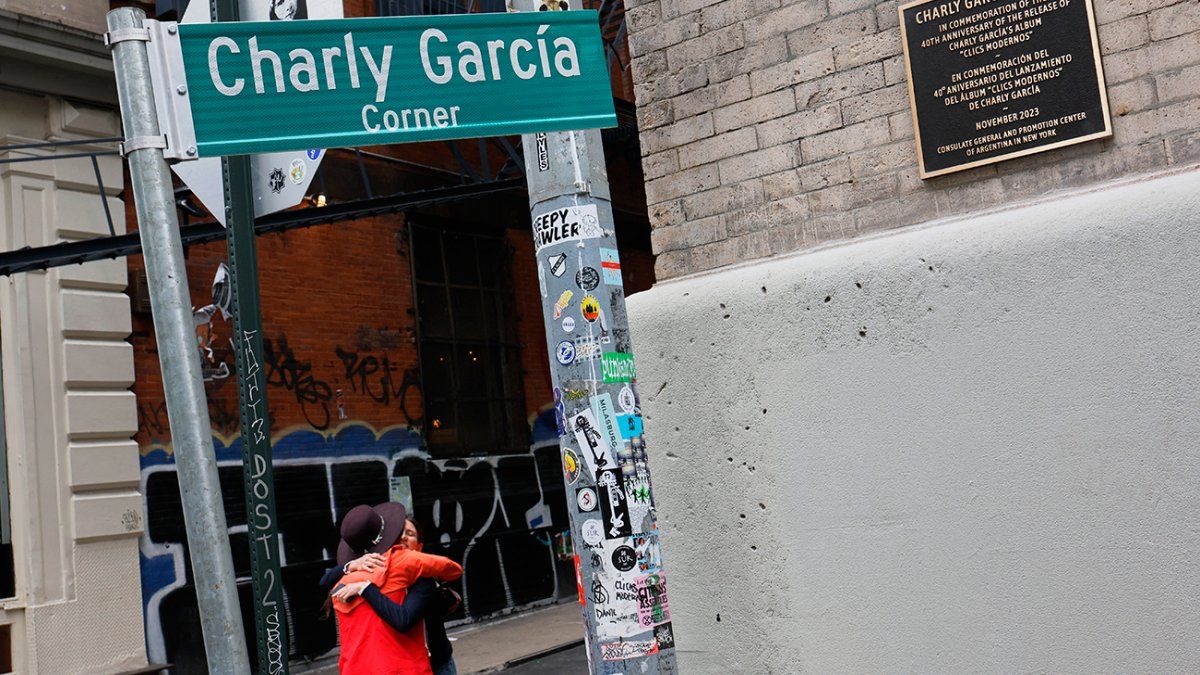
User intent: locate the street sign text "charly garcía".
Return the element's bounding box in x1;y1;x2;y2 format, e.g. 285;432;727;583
175;12;616;157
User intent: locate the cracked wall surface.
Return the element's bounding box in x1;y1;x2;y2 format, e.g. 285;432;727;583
628;170;1200;673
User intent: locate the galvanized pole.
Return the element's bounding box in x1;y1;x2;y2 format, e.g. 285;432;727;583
210;0;291;672
515;5;678;670
106;8;252;674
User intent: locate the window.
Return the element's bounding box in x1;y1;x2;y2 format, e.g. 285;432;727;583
410;223;529;457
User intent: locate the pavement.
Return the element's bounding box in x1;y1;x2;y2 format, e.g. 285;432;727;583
302;601;585;674
450;602;584;674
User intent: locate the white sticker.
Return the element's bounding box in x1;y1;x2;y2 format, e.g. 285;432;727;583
571;408;616;475
581;519;604;545
577;487;598;512
562;316;576;332
618;385;636;414
532;204;602;252
591;394;624;461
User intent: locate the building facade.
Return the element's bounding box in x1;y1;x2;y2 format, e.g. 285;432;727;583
0;2;148;673
623;0;1200;670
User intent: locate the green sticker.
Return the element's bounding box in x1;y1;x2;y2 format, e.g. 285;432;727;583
601;353;635;383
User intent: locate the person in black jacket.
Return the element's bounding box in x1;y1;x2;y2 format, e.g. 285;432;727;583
320;516;460;675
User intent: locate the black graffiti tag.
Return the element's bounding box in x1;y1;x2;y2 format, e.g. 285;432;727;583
335;347;423;426
262;335;332;430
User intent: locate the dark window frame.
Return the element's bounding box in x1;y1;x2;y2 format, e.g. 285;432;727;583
408;220;529;458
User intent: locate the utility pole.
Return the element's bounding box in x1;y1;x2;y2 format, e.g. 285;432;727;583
515;5;678;670
210;0;291;671
105;7;252;674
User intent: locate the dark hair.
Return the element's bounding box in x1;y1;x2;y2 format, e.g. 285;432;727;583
407;518;424;545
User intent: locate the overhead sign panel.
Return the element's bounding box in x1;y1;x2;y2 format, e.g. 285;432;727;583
172;12;617;157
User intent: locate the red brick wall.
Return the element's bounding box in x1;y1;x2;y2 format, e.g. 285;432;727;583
131;208;653;451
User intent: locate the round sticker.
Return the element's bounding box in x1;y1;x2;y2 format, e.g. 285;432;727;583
576;266;600;291
562;316;576;332
288;158;306;185
581;519;604;546
556;340;576;365
563;448;581;485
306;148;321;160
581;295;601;322
618;385;636;414
611;545;637;572
577;487;598;512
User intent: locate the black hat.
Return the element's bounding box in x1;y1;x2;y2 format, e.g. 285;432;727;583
336;502;407;566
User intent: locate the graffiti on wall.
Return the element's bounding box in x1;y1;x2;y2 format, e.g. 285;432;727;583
138;418;567;673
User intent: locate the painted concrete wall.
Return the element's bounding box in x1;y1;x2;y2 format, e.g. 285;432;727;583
627;169;1200;673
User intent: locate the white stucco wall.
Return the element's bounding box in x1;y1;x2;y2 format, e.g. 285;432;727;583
627;168;1200;673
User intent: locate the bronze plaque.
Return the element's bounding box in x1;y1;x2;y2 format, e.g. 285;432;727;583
899;0;1112;178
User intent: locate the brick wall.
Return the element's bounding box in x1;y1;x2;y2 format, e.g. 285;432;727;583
627;0;1200;279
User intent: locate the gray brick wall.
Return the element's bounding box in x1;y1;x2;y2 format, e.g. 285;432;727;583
628;0;1200;279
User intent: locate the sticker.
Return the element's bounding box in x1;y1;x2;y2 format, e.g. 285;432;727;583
597;469;632;540
592;568;641;639
600;248;623;286
632;533;662;573
306;148;320;160
591;394;624;458
548;252;568;277
581;294;601;322
535;132;550;171
654;622;676;650
532;204;602;252
575;554;586;605
562;316;576;332
574;334;602;362
616;414;643;439
562;386;589;402
577;487;598;512
581;519;604;546
563;448;581;485
572;408;616;474
556;340;576;365
625;475;653;534
289;158;306;184
602;353;636;382
553;289;574;319
600;640;658;661
576;266;600;291
268;167;285;193
617;385;636;414
537;257;548;298
611;545;636;572
554;388;566;435
635;573;670;629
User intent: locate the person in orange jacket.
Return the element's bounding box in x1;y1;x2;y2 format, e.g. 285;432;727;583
329;503;462;675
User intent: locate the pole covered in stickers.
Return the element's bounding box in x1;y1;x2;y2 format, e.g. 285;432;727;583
517;4;677;670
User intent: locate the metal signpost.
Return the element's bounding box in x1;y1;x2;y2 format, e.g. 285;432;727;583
105;7;252;673
512;4;676;668
210;0;291;671
111;5;674;672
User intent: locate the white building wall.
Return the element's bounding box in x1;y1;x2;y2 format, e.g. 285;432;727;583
0;91;147;672
628;169;1200;673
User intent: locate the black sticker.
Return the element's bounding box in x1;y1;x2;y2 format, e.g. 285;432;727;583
576;266;600;290
268;168;285;194
611;545;636;572
596;468;632;540
654;622;675;650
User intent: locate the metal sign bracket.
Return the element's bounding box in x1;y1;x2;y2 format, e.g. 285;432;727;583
143;20;199;161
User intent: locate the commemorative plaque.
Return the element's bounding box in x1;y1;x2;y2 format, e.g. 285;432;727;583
899;0;1111;177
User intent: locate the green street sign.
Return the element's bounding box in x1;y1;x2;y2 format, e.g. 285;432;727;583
171;12;616;157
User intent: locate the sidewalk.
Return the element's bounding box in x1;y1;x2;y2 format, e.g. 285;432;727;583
299;601;584;674
451;602;584;674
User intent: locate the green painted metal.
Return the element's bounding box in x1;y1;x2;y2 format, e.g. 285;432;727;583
178;12;617;157
212;0;290;671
